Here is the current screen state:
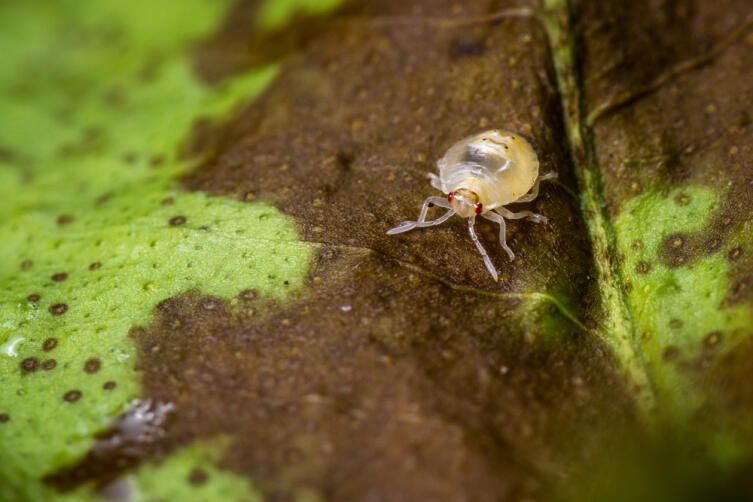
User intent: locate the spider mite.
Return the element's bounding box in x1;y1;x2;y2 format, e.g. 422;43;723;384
388;129;557;280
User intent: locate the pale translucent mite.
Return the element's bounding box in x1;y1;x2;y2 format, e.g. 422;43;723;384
387;129;557;281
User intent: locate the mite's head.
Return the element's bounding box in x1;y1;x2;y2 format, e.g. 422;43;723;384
448;188;482;218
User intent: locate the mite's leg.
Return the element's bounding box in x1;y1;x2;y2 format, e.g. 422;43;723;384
428;173;443;191
468;215;499;281
387;196;453;234
514;171;557;203
481;211;515;261
496;206;548;224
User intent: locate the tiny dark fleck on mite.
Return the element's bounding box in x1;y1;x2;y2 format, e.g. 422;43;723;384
20;357;39;372
0;413;9;423
84;358;101;374
63;390;82;402
51;272;68;282
635;261;651;274
168;216;186;226
662;346;680;361
427;202;434;208
27;294;41;302
49;303;68;315
20;260;33;270
42;359;57;371
57;215;73;226
187;469;209;486
728;246;743;261
704;331;722;348
103;381;117;390
89;262;102;271
43;338;58;351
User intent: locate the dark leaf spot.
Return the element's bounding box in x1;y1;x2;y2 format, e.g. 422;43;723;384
57;215;73;226
635;261;651;274
27;294;41;302
51;272;68;282
168;216;186;226
50;304;68;316
42;359;57;371
728;246;743;261
20;357;39;372
63;390;82;403
662;346;680;361
89;262;102;271
84;358;102;374
43;338;58;352
103;381;117;390
20;260;33;270
187;469;208;486
0;413;9;423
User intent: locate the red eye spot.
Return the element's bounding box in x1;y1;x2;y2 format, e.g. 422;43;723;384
448;192;454;202
474;203;483;214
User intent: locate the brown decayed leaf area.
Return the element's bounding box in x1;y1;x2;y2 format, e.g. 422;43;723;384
42;0;643;500
580;0;753;284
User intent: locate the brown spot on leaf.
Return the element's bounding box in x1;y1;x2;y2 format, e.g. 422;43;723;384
635;261;651;274
187;469;209;486
20;259;33;270
20;357;39;372
103;381;117;390
662;346;680;361
0;414;9;423
42;359;57;371
728;246;743;261
49;303;68;316
63;390;82;403
43;338;58;352
84;358;102;374
27;294;41;302
57;215;73;226
168;216;186;226
51;272;68;282
89;262;102;271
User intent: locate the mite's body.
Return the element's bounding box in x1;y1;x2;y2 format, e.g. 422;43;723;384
387;129;556;280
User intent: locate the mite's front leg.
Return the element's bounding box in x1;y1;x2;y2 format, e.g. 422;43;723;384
387;196;453;234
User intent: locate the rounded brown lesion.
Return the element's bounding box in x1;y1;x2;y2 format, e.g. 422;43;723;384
449;188;481;218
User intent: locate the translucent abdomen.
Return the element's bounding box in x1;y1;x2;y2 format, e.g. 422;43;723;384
437;130;539;209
